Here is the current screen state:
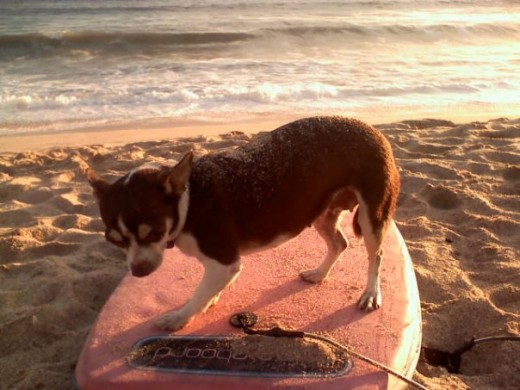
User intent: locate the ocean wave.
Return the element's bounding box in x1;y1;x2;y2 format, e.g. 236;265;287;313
265;22;520;41
0;1;434;14
1;20;518;59
0;31;255;54
0;1;503;15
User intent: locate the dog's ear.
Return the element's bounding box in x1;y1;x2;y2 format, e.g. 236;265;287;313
85;168;110;200
163;151;193;195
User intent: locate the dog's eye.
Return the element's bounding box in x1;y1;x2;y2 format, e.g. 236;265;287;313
145;230;165;243
105;229;128;248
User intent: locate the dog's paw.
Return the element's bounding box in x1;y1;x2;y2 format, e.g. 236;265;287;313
299;268;328;283
357;290;382;312
156;310;192;332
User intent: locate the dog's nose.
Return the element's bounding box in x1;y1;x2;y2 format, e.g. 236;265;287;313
131;262;155;277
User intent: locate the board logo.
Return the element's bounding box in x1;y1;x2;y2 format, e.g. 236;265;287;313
128;336;352;377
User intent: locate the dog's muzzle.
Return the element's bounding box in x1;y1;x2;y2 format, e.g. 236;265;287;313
131;262;156;277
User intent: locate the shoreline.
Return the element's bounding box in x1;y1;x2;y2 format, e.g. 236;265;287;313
0;117;287;154
2;105;518;153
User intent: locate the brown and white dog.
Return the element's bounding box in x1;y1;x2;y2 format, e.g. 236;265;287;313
86;116;400;332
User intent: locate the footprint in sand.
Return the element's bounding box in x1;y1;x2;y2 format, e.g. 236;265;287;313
73;271;125;311
52;214;93;230
17;186;54;204
57;229;99;244
52;214;83;229
0;209;34;228
0;187;16;203
26;242;83;258
489;285;520;312
423;185;461;209
51;193;86;214
503;166;520;181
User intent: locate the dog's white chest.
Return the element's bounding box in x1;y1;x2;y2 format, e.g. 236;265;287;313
175;233;202;258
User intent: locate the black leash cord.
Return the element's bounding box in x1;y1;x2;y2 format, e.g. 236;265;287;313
454;335;520;356
304;333;428;390
230;312;428;390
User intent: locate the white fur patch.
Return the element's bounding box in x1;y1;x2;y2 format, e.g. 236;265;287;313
108;229;123;242
174;231;200;257
353;190;383;310
168;185;189;242
118;216;130;235
124;162;162;185
241;233;293;255
138;224;152;240
119;217;173;273
164;180;173;194
157;231;242;331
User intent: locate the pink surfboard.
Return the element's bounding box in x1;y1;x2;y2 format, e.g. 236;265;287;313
75;216;421;389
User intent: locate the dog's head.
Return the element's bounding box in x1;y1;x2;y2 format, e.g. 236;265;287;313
86;152;193;277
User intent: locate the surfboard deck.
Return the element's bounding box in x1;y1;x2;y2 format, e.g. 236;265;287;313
75;216;421;389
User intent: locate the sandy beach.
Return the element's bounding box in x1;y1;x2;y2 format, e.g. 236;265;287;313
0;117;519;389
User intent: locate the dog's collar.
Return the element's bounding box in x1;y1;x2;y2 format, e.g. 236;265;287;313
167;184;190;247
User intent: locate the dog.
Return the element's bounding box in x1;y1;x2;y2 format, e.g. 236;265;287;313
86;116;400;332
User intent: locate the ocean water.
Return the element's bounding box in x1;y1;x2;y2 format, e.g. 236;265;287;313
1;0;519;135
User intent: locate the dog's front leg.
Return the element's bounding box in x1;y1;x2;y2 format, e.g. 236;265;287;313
156;258;242;332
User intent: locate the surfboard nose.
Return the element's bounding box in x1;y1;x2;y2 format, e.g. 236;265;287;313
131;261;156;277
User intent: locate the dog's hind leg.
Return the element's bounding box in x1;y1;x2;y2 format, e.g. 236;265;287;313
300;207;348;283
355;194;389;311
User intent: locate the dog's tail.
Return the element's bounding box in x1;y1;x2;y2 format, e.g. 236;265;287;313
352;207;362;237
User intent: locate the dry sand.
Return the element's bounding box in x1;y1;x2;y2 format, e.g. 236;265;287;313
0;117;519;389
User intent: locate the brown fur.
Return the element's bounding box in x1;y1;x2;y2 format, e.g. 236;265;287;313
87;116;400;327
182;116;399;263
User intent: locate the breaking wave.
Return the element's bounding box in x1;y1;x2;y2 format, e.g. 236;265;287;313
1;22;518;58
0;31;254;50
